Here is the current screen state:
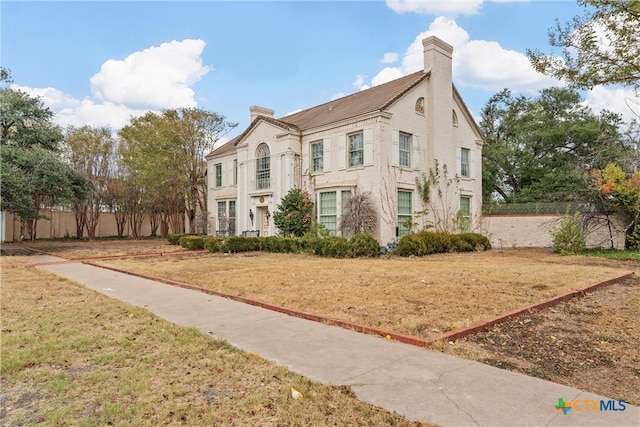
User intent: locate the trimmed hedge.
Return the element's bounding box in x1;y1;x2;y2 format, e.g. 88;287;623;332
221;236;261;253
204;237;225;253
258;236;303;253
179;235;205;250
167;233;196;245
349;233;381;257
313;236;351;258
396;232;490;257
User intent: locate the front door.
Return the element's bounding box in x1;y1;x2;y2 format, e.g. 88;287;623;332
261;207;269;237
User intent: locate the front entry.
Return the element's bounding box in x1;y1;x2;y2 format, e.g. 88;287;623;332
257;206;269;237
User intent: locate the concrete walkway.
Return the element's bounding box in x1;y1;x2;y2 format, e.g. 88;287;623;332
34;255;639;427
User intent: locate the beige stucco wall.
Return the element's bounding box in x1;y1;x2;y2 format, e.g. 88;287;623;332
2;210;153;241
480;214;627;250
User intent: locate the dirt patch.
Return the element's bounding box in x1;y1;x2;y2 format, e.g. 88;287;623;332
439;277;640;405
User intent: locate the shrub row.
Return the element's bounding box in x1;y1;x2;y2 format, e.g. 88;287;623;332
167;233;197;245
179;235;205;250
396;232;491;256
202;233;380;258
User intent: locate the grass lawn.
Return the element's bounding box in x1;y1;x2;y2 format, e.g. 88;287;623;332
0;259;422;426
93;248;631;339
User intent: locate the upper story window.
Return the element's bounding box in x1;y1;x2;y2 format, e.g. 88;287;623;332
460;148;470;178
415;97;425;114
452;109;458;126
215;163;222;187
256;143;270;190
233;159;238;186
348;132;364;167
311;140;323;173
399;133;411;168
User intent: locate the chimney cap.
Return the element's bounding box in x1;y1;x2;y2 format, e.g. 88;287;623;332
422;36;453;55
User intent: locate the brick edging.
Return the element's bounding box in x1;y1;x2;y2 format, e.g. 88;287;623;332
85;261;634;349
425;271;635;345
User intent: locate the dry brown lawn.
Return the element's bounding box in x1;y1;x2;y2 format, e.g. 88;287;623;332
1;258;423;426
2;239;179;259
94;249;631;339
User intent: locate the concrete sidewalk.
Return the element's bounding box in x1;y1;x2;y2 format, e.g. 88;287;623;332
34;255;639;427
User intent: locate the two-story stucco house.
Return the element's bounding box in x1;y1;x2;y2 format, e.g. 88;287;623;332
206;36;484;243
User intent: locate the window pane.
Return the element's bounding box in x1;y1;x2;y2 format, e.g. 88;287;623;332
459;196;471;232
256;144;270;190
349;133;363;167
399;133;411;167
215;164;222;187
228;201;236;236
319;191;337;235
341;190;352;215
398;190;412;237
461;148;469;177
312;141;323;172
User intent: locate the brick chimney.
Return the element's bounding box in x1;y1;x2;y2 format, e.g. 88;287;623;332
250;105;275;123
422;36;454;162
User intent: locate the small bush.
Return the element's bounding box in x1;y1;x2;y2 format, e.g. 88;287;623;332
459;233;492;251
552;213;586;254
349;233;380;257
396;234;425;256
168;233;195;245
396;231;492;257
258;236;303;253
204;237;225;253
179;235;204;250
313;236;351;258
221;236;261;253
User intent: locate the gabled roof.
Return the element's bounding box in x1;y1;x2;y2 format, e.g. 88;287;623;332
278;70;428;130
207;70;432;158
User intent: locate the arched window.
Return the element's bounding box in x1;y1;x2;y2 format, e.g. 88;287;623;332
452;109;458;126
415;97;425;114
256;143;270;190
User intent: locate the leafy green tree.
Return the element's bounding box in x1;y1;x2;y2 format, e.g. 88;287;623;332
1;88;63;151
527;0;640;91
65;125;116;239
1;78;90;238
481;88;625;204
1;145;90;239
273;188;313;237
119;108;236;236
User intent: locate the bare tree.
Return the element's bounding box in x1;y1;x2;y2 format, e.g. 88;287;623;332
339;189;377;237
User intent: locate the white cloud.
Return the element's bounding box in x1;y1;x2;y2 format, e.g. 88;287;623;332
90;39;211;109
381;52;399;64
331;92;347;101
386;0;484;16
12;39;211;131
284;108;303;116
352;74;370;91
584;86;640;124
370;17;558;93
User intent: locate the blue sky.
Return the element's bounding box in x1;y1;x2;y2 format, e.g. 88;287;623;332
2;1;637;145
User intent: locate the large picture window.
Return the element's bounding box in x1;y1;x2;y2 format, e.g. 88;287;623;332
256;144;270;190
348;132;363;167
